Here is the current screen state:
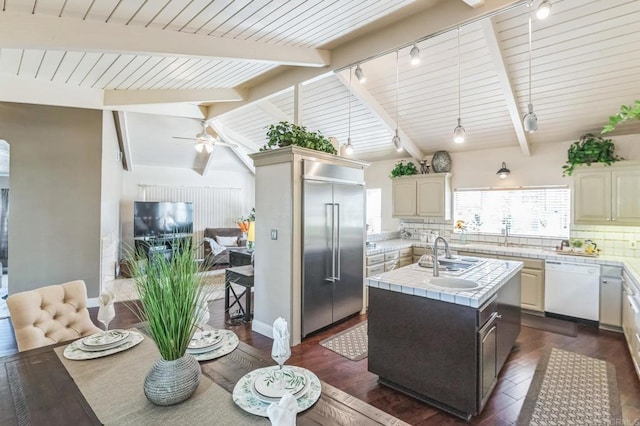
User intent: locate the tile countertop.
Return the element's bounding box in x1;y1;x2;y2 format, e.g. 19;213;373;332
366;239;640;293
367;258;523;309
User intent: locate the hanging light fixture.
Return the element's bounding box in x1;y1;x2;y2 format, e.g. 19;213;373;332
355;64;366;84
523;2;538;133
193;122;216;153
410;43;421;65
392;51;402;152
453;27;465;144
497;162;511;179
345;68;354;155
536;0;552;20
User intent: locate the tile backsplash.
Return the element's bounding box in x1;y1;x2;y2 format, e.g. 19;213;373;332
368;220;640;258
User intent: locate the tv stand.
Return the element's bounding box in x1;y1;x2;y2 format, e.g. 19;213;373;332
134;234;192;262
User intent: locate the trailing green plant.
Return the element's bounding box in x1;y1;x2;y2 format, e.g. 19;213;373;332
562;133;622;177
261;121;337;154
602;100;640;133
390;160;418;178
127;239;207;361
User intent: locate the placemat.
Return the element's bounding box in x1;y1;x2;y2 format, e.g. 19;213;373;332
55;331;267;425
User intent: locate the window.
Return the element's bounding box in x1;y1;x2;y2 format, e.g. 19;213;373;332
366;188;382;234
454;187;570;238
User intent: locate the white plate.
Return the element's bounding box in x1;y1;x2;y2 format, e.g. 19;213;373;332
78;335;132;352
250;371;310;404
186;338;224;354
253;368;306;399
188;330;223;350
233;366;321;417
189;330;239;361
64;331;144;360
82;330;129;348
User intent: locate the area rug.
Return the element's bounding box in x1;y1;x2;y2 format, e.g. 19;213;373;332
319;321;368;361
517;348;622;425
521;312;578;337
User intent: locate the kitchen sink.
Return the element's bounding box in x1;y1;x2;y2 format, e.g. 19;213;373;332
427;277;480;290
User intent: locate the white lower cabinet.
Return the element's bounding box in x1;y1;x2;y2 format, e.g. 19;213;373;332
600;266;623;328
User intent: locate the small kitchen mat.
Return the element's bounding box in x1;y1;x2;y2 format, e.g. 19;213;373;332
319;321;368;361
517;348;622;426
521;312;578;337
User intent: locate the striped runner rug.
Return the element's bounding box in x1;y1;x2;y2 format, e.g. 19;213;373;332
319;321;368;361
517;348;623;425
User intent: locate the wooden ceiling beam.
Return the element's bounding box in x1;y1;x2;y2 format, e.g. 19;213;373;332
0;12;330;67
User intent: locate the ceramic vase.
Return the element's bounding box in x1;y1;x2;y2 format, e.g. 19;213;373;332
144;353;201;406
431;151;451;173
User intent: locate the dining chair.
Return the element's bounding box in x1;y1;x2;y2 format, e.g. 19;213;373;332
6;280;101;352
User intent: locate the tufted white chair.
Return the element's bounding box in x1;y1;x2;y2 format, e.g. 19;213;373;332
6;280;101;352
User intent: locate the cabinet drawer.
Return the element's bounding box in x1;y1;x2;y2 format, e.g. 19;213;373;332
384;260;397;271
399;247;413;257
366;264;385;277
398;258;412;268
498;255;544;270
367;254;385;265
384;251;400;261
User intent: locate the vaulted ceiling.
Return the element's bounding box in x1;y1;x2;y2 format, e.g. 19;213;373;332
1;0;639;173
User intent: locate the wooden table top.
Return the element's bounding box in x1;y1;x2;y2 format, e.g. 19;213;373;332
0;336;408;426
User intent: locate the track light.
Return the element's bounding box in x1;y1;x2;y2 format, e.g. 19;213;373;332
355;64;366;84
523;3;538;133
497;162;511;179
536;0;551;20
410;44;421;65
453;119;466;144
453;28;465;144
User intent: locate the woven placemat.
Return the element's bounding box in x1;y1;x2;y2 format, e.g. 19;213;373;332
517;347;623;425
319;321;368;361
55;330;267;425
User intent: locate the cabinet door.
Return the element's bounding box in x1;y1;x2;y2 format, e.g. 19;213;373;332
478;319;498;409
392;179;417;217
521;267;544;312
600;277;622;327
573;170;612;223
612;168;640;224
416;179;445;217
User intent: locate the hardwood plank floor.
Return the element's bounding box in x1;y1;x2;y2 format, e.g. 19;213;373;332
1;300;638;425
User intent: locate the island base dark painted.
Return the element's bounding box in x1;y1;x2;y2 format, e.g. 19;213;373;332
368;273;521;419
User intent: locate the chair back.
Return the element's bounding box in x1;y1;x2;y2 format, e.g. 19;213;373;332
7;280;101;352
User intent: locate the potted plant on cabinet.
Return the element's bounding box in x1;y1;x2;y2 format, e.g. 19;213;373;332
260;121;337;154
128;239;207;406
561;133;623;176
390;160;418;178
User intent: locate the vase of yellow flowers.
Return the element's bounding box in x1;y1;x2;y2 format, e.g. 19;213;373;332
455;220;468;244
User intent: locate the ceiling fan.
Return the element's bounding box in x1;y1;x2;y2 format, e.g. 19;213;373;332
172;121;237;153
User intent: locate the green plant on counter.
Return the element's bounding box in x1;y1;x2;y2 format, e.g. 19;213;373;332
570;239;583;248
390;160;418;178
602;100;640;133
562;133;622;177
261;121;337;154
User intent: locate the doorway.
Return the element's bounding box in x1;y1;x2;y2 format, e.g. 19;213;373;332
0;140;9;305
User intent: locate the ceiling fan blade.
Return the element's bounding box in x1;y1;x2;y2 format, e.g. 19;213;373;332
172;136;198;141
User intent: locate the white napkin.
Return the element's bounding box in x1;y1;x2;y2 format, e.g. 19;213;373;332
272;317;290;362
267;392;297;426
273;317;289;341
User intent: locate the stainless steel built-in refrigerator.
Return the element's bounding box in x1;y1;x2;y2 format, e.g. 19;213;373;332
302;160;365;337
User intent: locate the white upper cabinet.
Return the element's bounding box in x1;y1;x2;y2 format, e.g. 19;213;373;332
573;162;640;225
392;174;451;219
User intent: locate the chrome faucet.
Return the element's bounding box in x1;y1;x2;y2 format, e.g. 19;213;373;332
502;223;510;247
432;236;452;277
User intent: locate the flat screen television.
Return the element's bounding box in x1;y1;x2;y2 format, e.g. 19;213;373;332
134;201;193;238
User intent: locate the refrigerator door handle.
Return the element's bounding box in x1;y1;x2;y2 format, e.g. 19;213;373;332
335;203;341;281
325;202;336;282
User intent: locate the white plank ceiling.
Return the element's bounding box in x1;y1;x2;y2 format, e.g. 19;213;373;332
1;0;639;170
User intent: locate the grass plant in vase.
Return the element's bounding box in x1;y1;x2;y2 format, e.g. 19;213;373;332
128;239;207;406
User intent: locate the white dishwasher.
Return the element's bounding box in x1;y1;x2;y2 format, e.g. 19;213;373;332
545;260;601;322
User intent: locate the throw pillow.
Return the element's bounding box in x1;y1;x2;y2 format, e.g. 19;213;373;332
215;235;239;247
204;237;226;256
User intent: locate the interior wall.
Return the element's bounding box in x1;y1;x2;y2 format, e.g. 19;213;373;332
368;134;640;232
100;111;124;292
0;102;102;296
120;164;255;255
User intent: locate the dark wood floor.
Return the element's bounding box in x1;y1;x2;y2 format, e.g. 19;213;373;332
1;299;639;425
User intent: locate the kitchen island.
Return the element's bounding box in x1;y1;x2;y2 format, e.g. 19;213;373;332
367;256;523;420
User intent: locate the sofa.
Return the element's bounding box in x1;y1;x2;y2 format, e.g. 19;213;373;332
203;227;246;267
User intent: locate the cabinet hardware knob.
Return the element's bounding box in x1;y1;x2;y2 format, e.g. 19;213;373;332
602;280;608;284
496;314;502;319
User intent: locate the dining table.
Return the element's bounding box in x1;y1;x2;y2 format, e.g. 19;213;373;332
0;329;409;425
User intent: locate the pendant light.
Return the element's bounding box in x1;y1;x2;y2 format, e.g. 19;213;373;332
453;27;465;144
392;51;402;152
536;0;552;20
497;162;511;179
523;2;538;133
344;68;354;155
410;43;421;65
